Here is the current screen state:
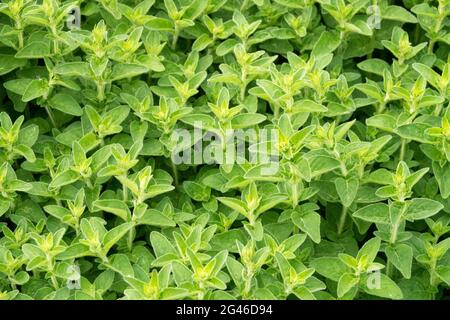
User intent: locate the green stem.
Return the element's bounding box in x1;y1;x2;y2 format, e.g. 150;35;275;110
378;102;386;114
17;30;24;49
399;138;407;162
386;261;393;278
340;161;348;177
14;17;24;49
121;174;128;202
413;24;421;44
337;206;348;235
429;257;438;289
45;105;57;128
428;2;445;54
50;274;59;290
85;178;93;189
170;159;179;187
96;81;105;101
127;226;135;252
240;0;249;11
273;103;280;120
428;40;436;54
291;182;299;209
242;269;253;298
50;24;59;54
386;203;405;277
434;103;443;116
171;25;179;50
240;76;247;103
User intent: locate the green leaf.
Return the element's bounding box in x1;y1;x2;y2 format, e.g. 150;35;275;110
0;200;11;217
291;208;321;243
312;30;340;57
57;244;91;260
94;199;131;221
292;99;327;113
433;162;450;199
397;123;435;144
137;209;175;227
13;144;36;162
44;205;71;221
102;222;134;252
412;63;441;91
357;59;390;76
150;232;178;257
49;170;79;189
356;237;380;264
385;244;413;279
436;265;450;286
182;181;210;202
335;177;359;208
15;41;51;58
22;79;49;102
109;254;134;277
110;64;148;82
405;198;443;221
337;273;359;297
366;114;397;132
353;203;390;224
310;257;348;282
48;93;83;116
231;114;266;129
361;273;403;300
192;34;213;51
0;54;27;75
54;62;91;78
217;197;248;216
145;17;174;31
382;6;417;23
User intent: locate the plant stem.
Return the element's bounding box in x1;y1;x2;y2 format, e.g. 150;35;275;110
337;206;348;235
273;103;280;120
386;261;393;278
172;25;179;50
387;204;404;277
291;181;299;209
85;178;93;189
242;269;253;299
127;226;135;251
170;158;179;187
399;138;407;162
378;102;386;114
434;103;443;116
45;105;57;128
428;2;445;54
240;78;248;103
96;81;105;101
18;30;24;49
340;161;348;177
50;274;59;289
240;0;249;11
428;40;435;54
121;175;128;202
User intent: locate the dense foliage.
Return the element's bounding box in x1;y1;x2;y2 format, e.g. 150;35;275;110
1;0;450;300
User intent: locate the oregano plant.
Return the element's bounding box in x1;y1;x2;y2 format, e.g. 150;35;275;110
0;0;449;301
